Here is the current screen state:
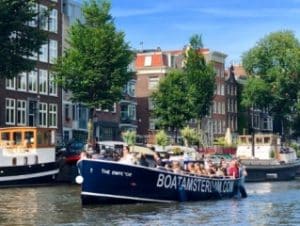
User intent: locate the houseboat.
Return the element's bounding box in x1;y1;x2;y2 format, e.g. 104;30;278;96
0;127;59;187
236;133;300;182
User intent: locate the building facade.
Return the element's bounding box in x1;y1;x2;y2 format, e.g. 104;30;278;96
61;0;137;142
135;48;227;145
0;0;62;140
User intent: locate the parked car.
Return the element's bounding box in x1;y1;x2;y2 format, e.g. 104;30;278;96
64;140;85;164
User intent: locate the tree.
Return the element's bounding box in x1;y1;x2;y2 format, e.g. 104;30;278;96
184;35;216;143
0;0;47;78
242;30;300;136
155;130;170;149
54;0;133;143
151;70;193;134
180;126;198;147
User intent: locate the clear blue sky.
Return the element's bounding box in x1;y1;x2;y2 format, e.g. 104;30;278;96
87;0;300;65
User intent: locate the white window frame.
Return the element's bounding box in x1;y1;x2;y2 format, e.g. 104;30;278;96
49;39;58;63
28;70;38;93
49;9;58;33
17;100;26;126
144;56;152;66
6;78;16;90
39;5;48;31
49;104;57;128
38;102;47;127
39;69;48;94
49;72;57;96
28;3;38;27
39;42;48;63
17;72;27;91
6;98;15;125
149;77;159;90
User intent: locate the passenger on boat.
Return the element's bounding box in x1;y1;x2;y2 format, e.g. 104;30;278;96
194;163;207;175
164;163;172;171
172;161;183;174
227;159;239;178
187;162;196;174
118;145;136;164
137;154;149;167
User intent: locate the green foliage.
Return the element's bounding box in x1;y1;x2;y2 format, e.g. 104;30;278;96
184;35;216;119
54;0;133;110
122;130;136;146
241;76;271;108
151;34;215;132
151;70;193;130
0;0;47;78
155;130;170;147
242;31;300;132
180;126;198;147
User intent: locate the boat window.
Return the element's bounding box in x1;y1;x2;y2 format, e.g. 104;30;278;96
240;137;247;144
256;137;263;144
264;137;270;144
25;131;34;145
37;130;51;146
12;157;17;166
248;137;252;143
13;132;22;145
1;132;10;141
24;157;28;165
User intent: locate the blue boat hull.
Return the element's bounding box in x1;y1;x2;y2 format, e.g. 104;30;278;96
0;162;59;187
77;159;245;205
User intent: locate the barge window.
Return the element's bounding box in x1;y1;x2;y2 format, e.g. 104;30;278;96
12;157;17;166
1;132;10;141
25;131;34;145
264;137;270;144
24;157;28;165
13;132;22;145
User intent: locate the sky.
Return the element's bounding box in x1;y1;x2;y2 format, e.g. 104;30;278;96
82;0;300;65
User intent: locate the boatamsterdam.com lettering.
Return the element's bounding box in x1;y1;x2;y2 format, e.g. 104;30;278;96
156;173;234;193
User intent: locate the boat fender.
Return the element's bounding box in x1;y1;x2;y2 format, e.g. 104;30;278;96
75;175;84;184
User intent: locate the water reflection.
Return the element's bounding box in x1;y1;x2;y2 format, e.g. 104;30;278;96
0;181;299;225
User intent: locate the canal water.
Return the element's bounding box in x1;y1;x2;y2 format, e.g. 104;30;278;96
0;180;300;226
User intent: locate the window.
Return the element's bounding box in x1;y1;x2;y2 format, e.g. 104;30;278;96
6;78;16;90
49;9;58;33
144;56;152;66
39;5;48;31
39;42;48;63
127;80;136;97
149;77;159;90
49;40;58;63
149;118;156;130
148;98;154;110
38;102;47;127
6;98;15;125
28;3;38;27
49;72;57;96
49;104;57;128
17;72;27;91
128;104;136;120
28;70;38;93
17;100;26;125
39;69;48;94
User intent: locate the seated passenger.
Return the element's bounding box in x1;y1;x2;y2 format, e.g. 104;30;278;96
118;145;135;164
194;163;207;175
172;161;183;174
137;154;149;167
187;162;196;174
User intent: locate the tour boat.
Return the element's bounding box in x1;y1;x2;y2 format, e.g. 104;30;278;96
236;133;300;182
0;127;59;187
76;158;247;205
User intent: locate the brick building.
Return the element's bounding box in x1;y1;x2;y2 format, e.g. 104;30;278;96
135;47;227;145
0;0;63;140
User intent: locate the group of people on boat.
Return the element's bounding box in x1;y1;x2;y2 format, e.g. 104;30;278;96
81;144;247;180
